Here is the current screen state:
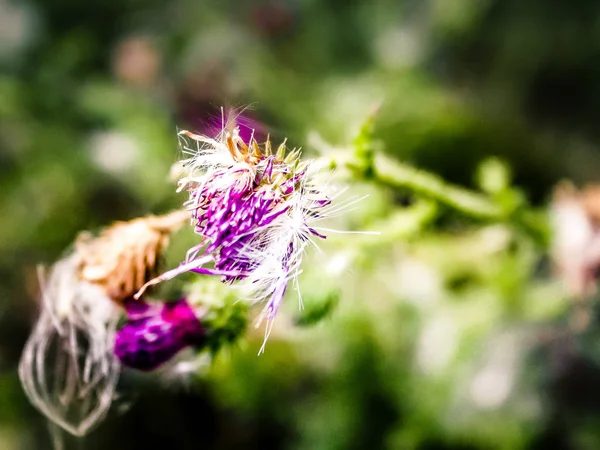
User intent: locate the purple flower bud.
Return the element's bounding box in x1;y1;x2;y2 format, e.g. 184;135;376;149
115;299;204;371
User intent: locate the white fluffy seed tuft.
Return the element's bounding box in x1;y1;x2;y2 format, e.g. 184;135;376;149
18;254;121;436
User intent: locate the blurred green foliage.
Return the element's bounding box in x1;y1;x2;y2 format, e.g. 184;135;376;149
3;0;600;449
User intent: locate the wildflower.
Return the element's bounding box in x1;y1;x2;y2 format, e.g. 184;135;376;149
137;125;340;352
19;211;187;436
116;277;249;374
19;255;120;437
76;210;189;302
115;298;205;372
551;182;600;298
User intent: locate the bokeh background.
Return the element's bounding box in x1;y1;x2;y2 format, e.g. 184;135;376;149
3;0;600;448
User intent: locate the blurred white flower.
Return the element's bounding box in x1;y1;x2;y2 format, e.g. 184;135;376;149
112;36;161;87
467;330;529;410
324;251;355;277
0;0;37;62
469;365;514;410
374;26;425;69
89;131;140;175
478;225;512;254
416;314;459;375
551;182;600;298
396;256;443;308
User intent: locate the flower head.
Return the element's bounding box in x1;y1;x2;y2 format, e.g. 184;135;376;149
19;255;120;437
19;211;187;436
137;125;336;351
551;182;600;298
115;298;205;372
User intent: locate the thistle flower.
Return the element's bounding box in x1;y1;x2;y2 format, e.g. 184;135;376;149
116;276;250;374
551;182;600;299
76;211;189;302
19;211;187;436
137;125;343;352
115;298;205;372
19;255;120;437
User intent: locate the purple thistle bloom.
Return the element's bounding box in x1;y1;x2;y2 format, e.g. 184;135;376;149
115;299;204;371
137;125;337;352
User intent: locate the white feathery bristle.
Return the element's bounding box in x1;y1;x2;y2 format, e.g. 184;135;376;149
235;174;341;325
18;253;121;436
176;129;257;190
176;134;227;188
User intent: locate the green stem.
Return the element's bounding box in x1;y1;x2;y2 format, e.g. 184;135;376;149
325;151;548;246
341;152;503;219
370;153;503;219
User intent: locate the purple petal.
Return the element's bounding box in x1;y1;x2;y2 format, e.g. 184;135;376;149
115;299;204;371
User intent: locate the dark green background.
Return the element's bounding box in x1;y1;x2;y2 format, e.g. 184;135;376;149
3;0;600;448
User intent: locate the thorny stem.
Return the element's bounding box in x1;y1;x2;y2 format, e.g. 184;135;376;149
323;107;505;219
323;149;547;245
369;153;502;219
